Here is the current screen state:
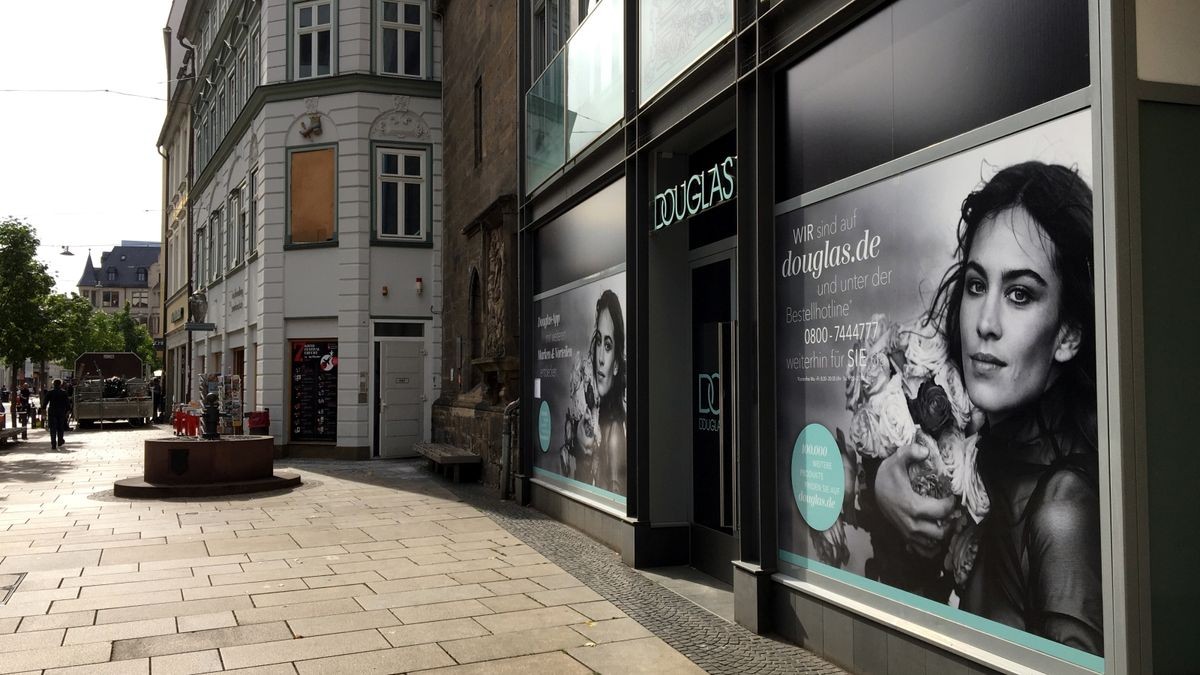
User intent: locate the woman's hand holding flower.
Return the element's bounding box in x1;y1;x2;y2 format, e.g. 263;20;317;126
875;440;956;558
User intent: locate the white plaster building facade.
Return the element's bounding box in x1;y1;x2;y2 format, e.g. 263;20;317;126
173;0;444;458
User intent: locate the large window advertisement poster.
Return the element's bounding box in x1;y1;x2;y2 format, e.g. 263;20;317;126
291;340;338;441
533;271;628;507
775;110;1103;672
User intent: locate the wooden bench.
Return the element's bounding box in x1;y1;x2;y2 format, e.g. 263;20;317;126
0;427;27;446
413;442;481;483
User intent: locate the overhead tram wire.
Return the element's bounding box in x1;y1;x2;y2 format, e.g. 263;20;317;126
0;88;166;102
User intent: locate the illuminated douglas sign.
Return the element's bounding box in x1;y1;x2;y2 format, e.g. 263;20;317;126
653;156;736;230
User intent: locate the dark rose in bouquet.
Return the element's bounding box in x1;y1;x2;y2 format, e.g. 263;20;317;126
913;380;954;437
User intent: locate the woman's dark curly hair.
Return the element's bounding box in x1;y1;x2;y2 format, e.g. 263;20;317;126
592;289;627;421
927;161;1096;440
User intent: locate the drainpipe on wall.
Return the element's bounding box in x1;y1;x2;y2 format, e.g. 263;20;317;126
179;31;195;404
500;400;520;499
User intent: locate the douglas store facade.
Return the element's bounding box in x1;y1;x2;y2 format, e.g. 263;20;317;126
517;0;1200;673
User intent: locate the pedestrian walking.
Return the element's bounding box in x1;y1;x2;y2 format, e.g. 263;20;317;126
41;379;70;450
151;376;165;423
14;392;29;427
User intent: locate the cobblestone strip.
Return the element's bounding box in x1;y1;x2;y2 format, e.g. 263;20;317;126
293;461;843;675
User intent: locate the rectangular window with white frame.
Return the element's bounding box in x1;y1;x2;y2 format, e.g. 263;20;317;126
209;212;219;282
216;87;225;139
251;28;261;87
216;209;225;275
236;185;247;264
379;1;424;77
248;168;258;255
376;146;426;240
238;48;248;107
227;69;237;121
295;0;334;79
196;224;207;286
227;191;240;267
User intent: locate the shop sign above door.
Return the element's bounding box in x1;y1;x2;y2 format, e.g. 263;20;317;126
653;156;736;231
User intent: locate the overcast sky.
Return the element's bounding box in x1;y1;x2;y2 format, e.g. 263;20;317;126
0;1;171;294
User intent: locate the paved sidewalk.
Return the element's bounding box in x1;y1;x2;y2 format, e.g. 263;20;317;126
0;425;841;674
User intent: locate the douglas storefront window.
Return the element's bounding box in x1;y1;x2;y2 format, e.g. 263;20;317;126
531;180;628;509
773;0;1103;672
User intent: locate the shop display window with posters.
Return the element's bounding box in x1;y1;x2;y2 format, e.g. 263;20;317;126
773;0;1103;672
530;180;628;509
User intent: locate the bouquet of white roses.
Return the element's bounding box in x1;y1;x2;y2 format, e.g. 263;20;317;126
560;353;601;483
841;313;990;585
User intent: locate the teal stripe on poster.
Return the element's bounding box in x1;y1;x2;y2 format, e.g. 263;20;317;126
533;467;627;506
777;549;1104;673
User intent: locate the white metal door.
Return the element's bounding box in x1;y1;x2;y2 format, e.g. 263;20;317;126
378;340;423;458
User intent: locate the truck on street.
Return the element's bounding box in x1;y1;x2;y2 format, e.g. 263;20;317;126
73;352;154;427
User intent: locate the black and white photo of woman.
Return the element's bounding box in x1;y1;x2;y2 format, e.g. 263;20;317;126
560;287;628;495
875;161;1102;655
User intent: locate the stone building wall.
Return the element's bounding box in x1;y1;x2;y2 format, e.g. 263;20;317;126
435;0;520;486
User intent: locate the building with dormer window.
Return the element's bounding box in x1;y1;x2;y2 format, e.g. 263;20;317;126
77;242;162;334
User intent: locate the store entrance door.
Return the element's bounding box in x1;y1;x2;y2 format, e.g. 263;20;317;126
690;249;738;584
374;340;423;458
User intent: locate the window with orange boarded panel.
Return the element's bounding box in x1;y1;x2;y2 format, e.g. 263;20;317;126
289;147;336;243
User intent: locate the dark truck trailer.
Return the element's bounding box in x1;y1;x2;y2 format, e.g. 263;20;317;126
73;352;153;427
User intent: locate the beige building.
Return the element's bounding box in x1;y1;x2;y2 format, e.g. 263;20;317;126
160;0;194;408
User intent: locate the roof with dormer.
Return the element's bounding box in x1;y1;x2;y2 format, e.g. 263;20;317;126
76;245;161;290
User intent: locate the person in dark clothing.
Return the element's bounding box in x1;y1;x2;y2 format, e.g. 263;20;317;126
151;377;165;423
41;379;70;450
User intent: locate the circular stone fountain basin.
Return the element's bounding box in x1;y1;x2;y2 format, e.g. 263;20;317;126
114;435;301;498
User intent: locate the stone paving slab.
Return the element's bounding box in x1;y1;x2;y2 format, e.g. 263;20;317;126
0;425;844;674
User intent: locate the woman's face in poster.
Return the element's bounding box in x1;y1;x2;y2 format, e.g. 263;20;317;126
593;308;617;399
959;206;1080;417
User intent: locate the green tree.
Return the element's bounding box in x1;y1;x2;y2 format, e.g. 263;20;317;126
113;303;158;371
0;218;53;425
41;293;98;366
86;310;124;354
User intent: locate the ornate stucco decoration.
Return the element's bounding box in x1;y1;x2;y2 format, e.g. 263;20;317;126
485;233;506;358
299;97;323;139
370;95;431;140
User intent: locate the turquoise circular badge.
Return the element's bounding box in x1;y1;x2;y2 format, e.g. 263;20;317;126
538;401;552;453
791;423;844;532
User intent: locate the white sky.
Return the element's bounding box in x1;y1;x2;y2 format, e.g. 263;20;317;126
0;1;172;294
